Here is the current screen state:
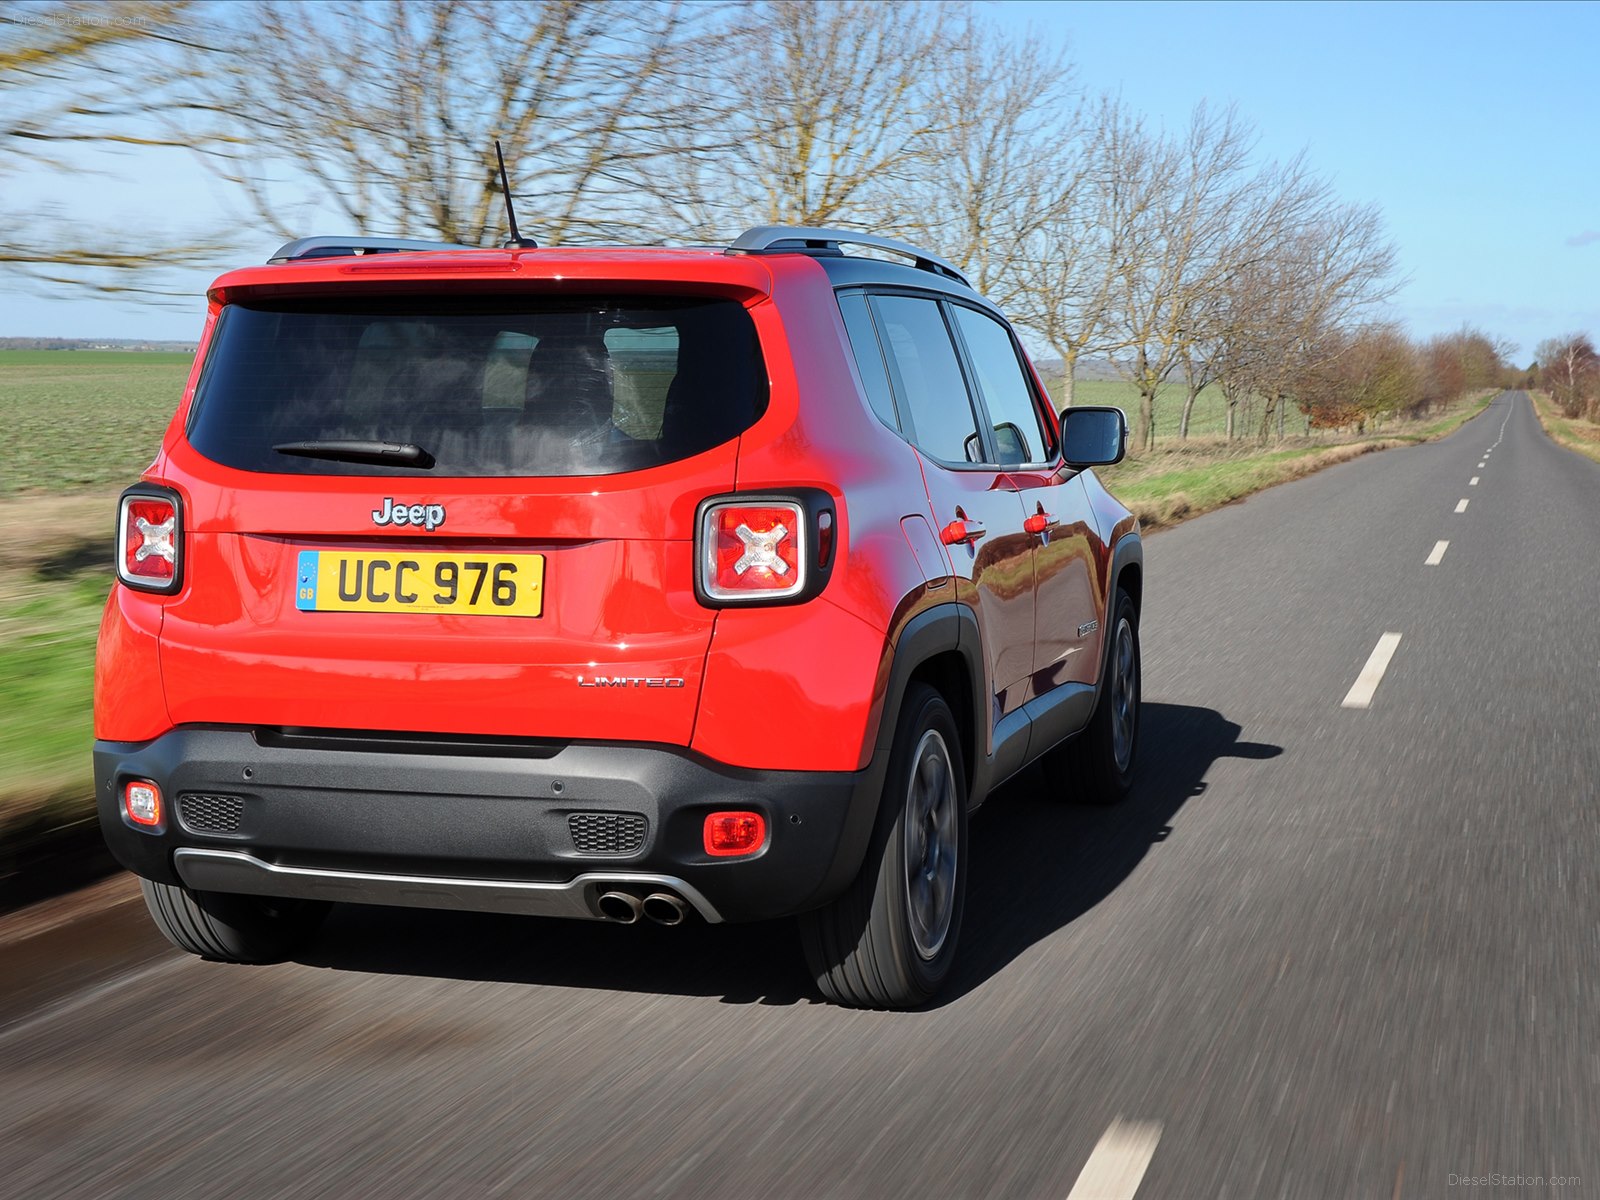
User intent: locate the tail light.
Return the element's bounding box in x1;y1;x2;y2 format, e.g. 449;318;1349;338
694;490;837;606
117;484;183;594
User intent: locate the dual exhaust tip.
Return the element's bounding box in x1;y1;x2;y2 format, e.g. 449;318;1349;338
597;890;689;926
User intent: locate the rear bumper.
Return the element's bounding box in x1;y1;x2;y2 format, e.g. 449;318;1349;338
94;727;878;923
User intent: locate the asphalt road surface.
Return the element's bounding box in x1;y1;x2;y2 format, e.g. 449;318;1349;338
3;392;1596;1199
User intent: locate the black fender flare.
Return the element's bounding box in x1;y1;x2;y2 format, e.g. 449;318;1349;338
868;602;984;792
814;603;984;905
1092;531;1144;710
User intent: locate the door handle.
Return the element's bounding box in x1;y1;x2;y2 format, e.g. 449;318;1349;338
1024;512;1056;534
940;519;987;546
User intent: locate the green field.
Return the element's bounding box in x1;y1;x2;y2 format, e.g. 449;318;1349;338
0;350;192;493
1040;376;1239;439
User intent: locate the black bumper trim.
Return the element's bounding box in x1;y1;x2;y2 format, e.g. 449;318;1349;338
95;727;880;923
174;848;724;922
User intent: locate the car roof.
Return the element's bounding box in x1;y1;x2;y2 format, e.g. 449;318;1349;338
214;226;982;303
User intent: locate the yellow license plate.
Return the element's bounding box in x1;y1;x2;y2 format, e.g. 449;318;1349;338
295;550;544;617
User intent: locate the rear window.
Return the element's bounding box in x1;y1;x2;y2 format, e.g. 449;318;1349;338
186;295;767;477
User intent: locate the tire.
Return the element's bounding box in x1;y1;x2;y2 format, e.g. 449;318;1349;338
800;683;968;1009
1049;587;1140;805
140;879;330;963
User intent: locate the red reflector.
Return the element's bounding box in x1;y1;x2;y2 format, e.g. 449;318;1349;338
702;502;805;600
704;811;766;857
119;495;179;588
123;780;162;827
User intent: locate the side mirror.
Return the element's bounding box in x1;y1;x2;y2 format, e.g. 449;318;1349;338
991;421;1028;466
1059;406;1127;467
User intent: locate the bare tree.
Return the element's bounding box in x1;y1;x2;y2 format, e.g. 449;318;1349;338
1012;96;1165;409
646;0;967;240
166;0;695;246
904;14;1081;321
1537;333;1598;418
0;0;229;290
1106;103;1256;450
1173;155;1330;438
1226;200;1398;442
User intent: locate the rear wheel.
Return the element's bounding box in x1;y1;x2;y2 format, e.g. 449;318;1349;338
1049;588;1140;805
140;879;330;963
800;683;968;1009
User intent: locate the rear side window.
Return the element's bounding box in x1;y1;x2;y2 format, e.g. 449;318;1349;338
186;296;767;477
836;292;899;429
866;295;983;464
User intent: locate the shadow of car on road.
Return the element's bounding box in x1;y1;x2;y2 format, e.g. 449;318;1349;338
941;701;1281;1007
292;702;1280;1008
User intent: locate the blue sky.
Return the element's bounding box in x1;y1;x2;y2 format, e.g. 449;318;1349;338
5;0;1597;363
991;0;1600;363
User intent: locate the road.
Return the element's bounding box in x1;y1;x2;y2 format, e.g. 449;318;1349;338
3;392;1596;1198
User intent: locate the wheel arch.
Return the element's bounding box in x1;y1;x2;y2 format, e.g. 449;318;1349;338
869;604;984;810
1097;531;1144;692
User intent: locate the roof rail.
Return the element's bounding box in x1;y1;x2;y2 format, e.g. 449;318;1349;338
268;236;479;264
726;225;970;287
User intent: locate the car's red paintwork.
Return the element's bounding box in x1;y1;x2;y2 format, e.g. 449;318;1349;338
95;240;1139;908
98;247;1118;775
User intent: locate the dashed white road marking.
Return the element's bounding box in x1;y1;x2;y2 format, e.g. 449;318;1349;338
1455;499;1469;513
1425;541;1449;565
1470;476;1479;485
1477;461;1486;468
1342;633;1402;710
1066;1119;1163;1200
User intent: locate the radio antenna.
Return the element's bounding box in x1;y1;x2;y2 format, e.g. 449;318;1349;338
495;139;538;249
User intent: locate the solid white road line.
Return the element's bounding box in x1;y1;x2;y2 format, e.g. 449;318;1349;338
1066;1119;1163;1200
1470;476;1479;485
1426;541;1449;565
1455;499;1469;513
1342;632;1403;710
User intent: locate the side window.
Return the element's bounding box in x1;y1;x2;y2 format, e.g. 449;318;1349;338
836;292;899;430
951;305;1053;466
868;294;984;464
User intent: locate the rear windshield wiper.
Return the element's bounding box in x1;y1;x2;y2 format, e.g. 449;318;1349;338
273;440;436;469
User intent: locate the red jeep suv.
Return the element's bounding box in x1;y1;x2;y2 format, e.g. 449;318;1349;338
95;226;1142;1009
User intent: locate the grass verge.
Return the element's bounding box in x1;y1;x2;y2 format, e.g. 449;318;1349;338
1528;390;1600;463
0;491;121;910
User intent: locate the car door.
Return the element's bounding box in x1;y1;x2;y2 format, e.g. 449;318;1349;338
863;293;1035;718
944;303;1106;698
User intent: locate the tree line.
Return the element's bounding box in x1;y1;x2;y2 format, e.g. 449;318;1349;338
1290;326;1509;434
3;0;1503;446
1533;334;1599;422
